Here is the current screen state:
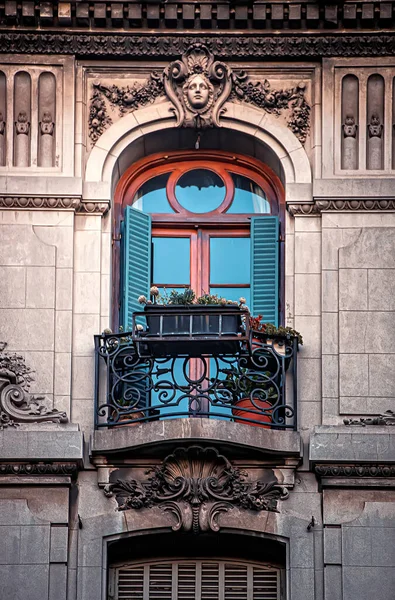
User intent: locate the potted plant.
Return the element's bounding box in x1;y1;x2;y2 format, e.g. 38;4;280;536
135;288;248;357
213;367;278;428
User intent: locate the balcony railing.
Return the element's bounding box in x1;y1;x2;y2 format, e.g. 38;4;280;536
94;307;298;430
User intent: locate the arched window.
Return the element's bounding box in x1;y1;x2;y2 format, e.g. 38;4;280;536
109;559;282;600
113;151;284;330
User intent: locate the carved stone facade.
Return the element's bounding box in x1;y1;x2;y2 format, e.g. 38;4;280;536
0;10;395;600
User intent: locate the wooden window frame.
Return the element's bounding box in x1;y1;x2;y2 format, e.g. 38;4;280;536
113;150;285;330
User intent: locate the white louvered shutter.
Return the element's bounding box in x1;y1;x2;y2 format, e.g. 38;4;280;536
114;560;280;600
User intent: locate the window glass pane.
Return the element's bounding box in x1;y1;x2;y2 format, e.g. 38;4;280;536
175;169;225;213
209;287;251;308
227;174;270;213
152;237;190;285
133;174;174;213
210;237;250;284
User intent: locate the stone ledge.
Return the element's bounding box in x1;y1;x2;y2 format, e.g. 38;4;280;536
0;426;84;463
91;418;302;458
310;425;395;464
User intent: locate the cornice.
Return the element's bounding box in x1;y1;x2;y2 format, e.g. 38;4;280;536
0;196;109;214
1;32;395;59
288;198;395;215
315;464;395;478
0;463;78;477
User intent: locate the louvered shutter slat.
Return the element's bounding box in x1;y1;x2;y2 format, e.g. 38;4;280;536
250;216;280;326
115;560;280;600
122;206;152;329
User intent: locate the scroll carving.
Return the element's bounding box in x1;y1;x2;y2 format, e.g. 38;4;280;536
89;43;310;144
0;342;68;428
104;446;289;534
344;410;395;426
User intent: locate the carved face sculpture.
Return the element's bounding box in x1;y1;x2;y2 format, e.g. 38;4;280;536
186;74;210;110
40;111;54;135
16;111;29;135
368;113;382;138
343;115;357;138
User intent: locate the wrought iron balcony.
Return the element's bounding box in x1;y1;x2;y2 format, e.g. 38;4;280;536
94;307;298;430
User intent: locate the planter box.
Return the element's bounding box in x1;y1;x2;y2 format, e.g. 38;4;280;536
139;305;244;357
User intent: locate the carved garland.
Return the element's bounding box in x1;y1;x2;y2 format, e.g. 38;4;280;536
343;410;395;426
0;463;78;476
0;342;68;428
89;44;310;144
104;446;289;534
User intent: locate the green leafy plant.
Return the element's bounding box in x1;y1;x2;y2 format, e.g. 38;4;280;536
249;315;303;345
138;287;245;307
214;368;278;406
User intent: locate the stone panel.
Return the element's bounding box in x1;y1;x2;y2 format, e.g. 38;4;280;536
294;274;321;316
343;566;395;600
298;358;321;402
26;266;55;309
339;228;395;270
0;266;26;308
0;564;49;600
339;312;395;354
339;354;368;396
339;269;368;311
368;269;395;310
368;354;395;396
0;309;54;351
0;225;55;267
324;527;342;564
295;232;321;274
49;563;67;600
20;525;50;564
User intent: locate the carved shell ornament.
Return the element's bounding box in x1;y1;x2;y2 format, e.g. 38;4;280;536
89;43;311;143
104;446;289;534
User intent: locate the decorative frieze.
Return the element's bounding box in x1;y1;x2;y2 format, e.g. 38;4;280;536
0;196;80;210
0;463;78;476
288;198;395;215
104;446;289;534
1;33;395;59
89;43;310;142
315;463;395;477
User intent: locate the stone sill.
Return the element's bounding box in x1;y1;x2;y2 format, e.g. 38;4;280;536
0;426;84;462
314;178;395;199
91;418;302;458
310;425;395;464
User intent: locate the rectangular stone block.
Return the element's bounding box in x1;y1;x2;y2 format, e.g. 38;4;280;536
339;354;368;396
54;352;71;396
324;527;342;564
294;274;321;316
339;228;395;270
343;566;394;600
26;266;55;309
55;311;72;353
71;356;95;399
369;354;395;396
322;270;338;313
0;309;54;352
20;525;50;564
289;568;315;600
295;232;321;274
324;565;342;600
50;526;68;563
55;268;73;310
0;525;20;564
74;230;101;273
34;225;73;269
0;266;26;308
298;359;321;402
339;312;395;355
322;355;339;398
49;563;67;600
322;312;338;355
0;225;55;267
0;564;49;600
339;269;368;311
72;314;100;356
294;316;320;358
368;269;395;310
73;272;101;314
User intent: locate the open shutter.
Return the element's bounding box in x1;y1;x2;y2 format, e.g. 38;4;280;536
250;216;279;326
122;206;152;329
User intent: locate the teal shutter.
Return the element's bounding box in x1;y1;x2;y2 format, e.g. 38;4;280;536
122;206;152;329
250;216;279;326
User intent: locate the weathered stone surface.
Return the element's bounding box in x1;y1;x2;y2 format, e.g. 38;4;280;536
0;564;49;600
310;427;395;463
0;428;83;461
324;565;342;600
324;527;342;564
339;354;368;396
368;269;395;310
92;419;302;456
50;525;68;563
339;228;395;270
339;269;368;311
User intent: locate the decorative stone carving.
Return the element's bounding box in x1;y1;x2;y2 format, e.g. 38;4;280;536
0;463;78;476
104;446;289;534
344;410;395;426
14;110;30;167
0;196;80;210
0;342;68;428
89;73;163;141
39;111;55;167
0;111;5;167
0;111;5;136
89;43;310;143
1;33;395;59
15;110;30;136
315;464;395;477
288;199;395;215
368;113;383;138
343;115;357;138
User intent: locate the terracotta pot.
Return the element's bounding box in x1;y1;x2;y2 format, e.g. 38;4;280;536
232;398;272;428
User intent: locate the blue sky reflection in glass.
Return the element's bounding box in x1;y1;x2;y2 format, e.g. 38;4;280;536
176;169;225;213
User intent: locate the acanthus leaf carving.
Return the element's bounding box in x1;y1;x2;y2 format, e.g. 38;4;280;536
89;43;310;143
0;342;68;428
103;446;289;533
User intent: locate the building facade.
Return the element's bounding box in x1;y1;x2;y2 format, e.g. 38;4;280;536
0;3;395;600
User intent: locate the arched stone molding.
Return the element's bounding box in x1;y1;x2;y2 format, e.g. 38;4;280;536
83;101;312;205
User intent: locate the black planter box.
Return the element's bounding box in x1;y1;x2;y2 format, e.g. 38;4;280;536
138;305;245;357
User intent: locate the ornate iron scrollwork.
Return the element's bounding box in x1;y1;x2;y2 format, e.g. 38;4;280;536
104;446;289;533
0;342;68;428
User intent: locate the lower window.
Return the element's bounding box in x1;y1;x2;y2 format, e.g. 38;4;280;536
109;559;282;600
